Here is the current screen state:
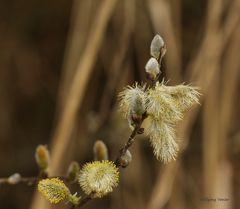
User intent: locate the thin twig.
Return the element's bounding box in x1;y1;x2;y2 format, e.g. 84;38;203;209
0;175;70;186
115;122;142;167
0;177;37;185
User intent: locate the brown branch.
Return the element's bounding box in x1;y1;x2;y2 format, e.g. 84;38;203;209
0;177;37;185
0;175;71;186
115;121;143;167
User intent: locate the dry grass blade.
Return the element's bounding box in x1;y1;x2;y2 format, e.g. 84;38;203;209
49;0;118;176
99;0;135;124
217;25;240;209
202;72;220;209
57;0;94;111
30;1;118;209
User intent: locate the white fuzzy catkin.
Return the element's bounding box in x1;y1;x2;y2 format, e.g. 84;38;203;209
145;57;160;80
147;82;183;123
146;117;179;163
150;34;165;59
118;83;147;117
144;81;200;163
161;84;200;110
78;161;119;198
7;173;21;184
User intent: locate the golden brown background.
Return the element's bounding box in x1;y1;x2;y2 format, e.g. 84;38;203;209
0;0;240;209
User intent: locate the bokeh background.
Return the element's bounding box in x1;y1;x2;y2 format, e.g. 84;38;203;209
0;0;240;209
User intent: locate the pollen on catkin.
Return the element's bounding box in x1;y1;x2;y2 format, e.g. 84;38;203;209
78;160;119;198
38;178;70;204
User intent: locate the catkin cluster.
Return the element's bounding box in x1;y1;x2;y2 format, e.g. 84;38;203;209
119;35;200;163
38;160;119;204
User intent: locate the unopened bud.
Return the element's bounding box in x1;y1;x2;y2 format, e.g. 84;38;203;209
67;161;80;182
93;140;108;161
150;34;165;60
35;145;50;171
7;173;21;184
119;150;132;168
145;58;160;81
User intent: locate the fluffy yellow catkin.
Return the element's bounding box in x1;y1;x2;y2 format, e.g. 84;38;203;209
38;178;70;204
38;178;81;205
78;160;119;198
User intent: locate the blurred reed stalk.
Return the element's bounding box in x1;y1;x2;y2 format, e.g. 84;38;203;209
30;1;118;209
